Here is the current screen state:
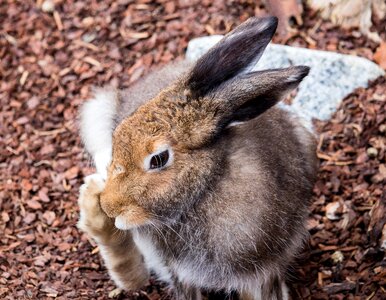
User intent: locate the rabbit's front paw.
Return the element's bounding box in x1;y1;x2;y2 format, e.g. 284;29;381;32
83;173;106;195
78;173;114;242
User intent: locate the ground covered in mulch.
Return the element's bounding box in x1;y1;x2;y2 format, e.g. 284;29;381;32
0;1;385;299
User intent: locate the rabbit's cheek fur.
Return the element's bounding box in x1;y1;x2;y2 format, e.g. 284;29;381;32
114;207;149;230
109;112;223;223
135;149;222;222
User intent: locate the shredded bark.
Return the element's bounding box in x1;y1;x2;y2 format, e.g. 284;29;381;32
0;1;385;299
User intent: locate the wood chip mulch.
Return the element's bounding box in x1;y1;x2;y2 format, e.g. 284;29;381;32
0;1;385;299
292;77;386;300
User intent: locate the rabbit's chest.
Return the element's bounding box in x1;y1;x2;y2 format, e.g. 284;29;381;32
133;227;233;289
132;230;173;283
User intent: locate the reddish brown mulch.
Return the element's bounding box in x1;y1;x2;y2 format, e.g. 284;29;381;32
0;1;385;299
291;77;386;300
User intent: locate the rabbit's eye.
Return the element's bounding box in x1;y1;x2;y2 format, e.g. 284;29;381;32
144;146;173;172
149;150;169;170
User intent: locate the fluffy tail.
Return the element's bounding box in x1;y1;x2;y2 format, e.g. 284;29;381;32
80;88;119;179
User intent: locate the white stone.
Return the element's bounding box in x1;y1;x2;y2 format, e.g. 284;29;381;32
41;0;55;13
331;251;344;264
186;35;385;123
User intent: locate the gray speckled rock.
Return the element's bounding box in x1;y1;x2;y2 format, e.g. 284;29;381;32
186;35;385;124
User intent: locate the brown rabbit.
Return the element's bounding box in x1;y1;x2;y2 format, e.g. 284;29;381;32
78;17;318;300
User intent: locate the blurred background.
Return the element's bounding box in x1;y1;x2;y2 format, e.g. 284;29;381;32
0;0;385;299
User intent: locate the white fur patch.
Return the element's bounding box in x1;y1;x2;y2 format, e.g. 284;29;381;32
282;282;289;300
226;121;245;128
114;214;146;231
80;89;117;178
94;149;113;179
132;230;172;283
114;215;133;230
286;73;303;83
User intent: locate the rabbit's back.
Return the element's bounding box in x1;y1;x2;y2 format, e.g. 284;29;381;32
207;107;317;256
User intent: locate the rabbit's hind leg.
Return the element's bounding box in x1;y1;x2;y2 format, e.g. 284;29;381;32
78;173;149;290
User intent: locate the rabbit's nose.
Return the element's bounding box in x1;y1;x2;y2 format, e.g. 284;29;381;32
99;191;123;218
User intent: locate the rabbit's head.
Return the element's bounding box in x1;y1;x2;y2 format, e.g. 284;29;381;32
100;17;310;229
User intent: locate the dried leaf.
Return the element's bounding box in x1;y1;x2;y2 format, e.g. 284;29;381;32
374;42;386;70
265;0;303;36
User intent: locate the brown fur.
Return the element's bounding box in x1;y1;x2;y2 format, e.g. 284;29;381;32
77;175;148;289
79;17;318;299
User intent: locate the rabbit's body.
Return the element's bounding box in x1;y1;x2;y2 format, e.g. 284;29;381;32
79;17;317;300
132;108;316;296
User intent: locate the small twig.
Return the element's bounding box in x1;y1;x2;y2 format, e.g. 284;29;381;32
73;40;99;52
299;31;317;46
2;33;17;46
33;127;67;136
309;19;322;36
53;11;63;31
6;146;19;155
317;133;325;152
83;56;102;68
33;160;52;167
334;160;354;166
366;291;376;300
317;152;354;166
318;244;358;252
19;71;29;86
13;225;36;233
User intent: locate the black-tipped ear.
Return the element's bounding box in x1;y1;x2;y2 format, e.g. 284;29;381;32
211;66;310;127
186;17;278;98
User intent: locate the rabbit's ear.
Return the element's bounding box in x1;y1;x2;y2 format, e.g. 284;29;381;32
210;66;310;128
186;17;278;98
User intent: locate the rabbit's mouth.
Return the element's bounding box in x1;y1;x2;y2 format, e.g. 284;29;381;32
114;208;149;230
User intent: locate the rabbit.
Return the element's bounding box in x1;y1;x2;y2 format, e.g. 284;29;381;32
78;16;318;300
